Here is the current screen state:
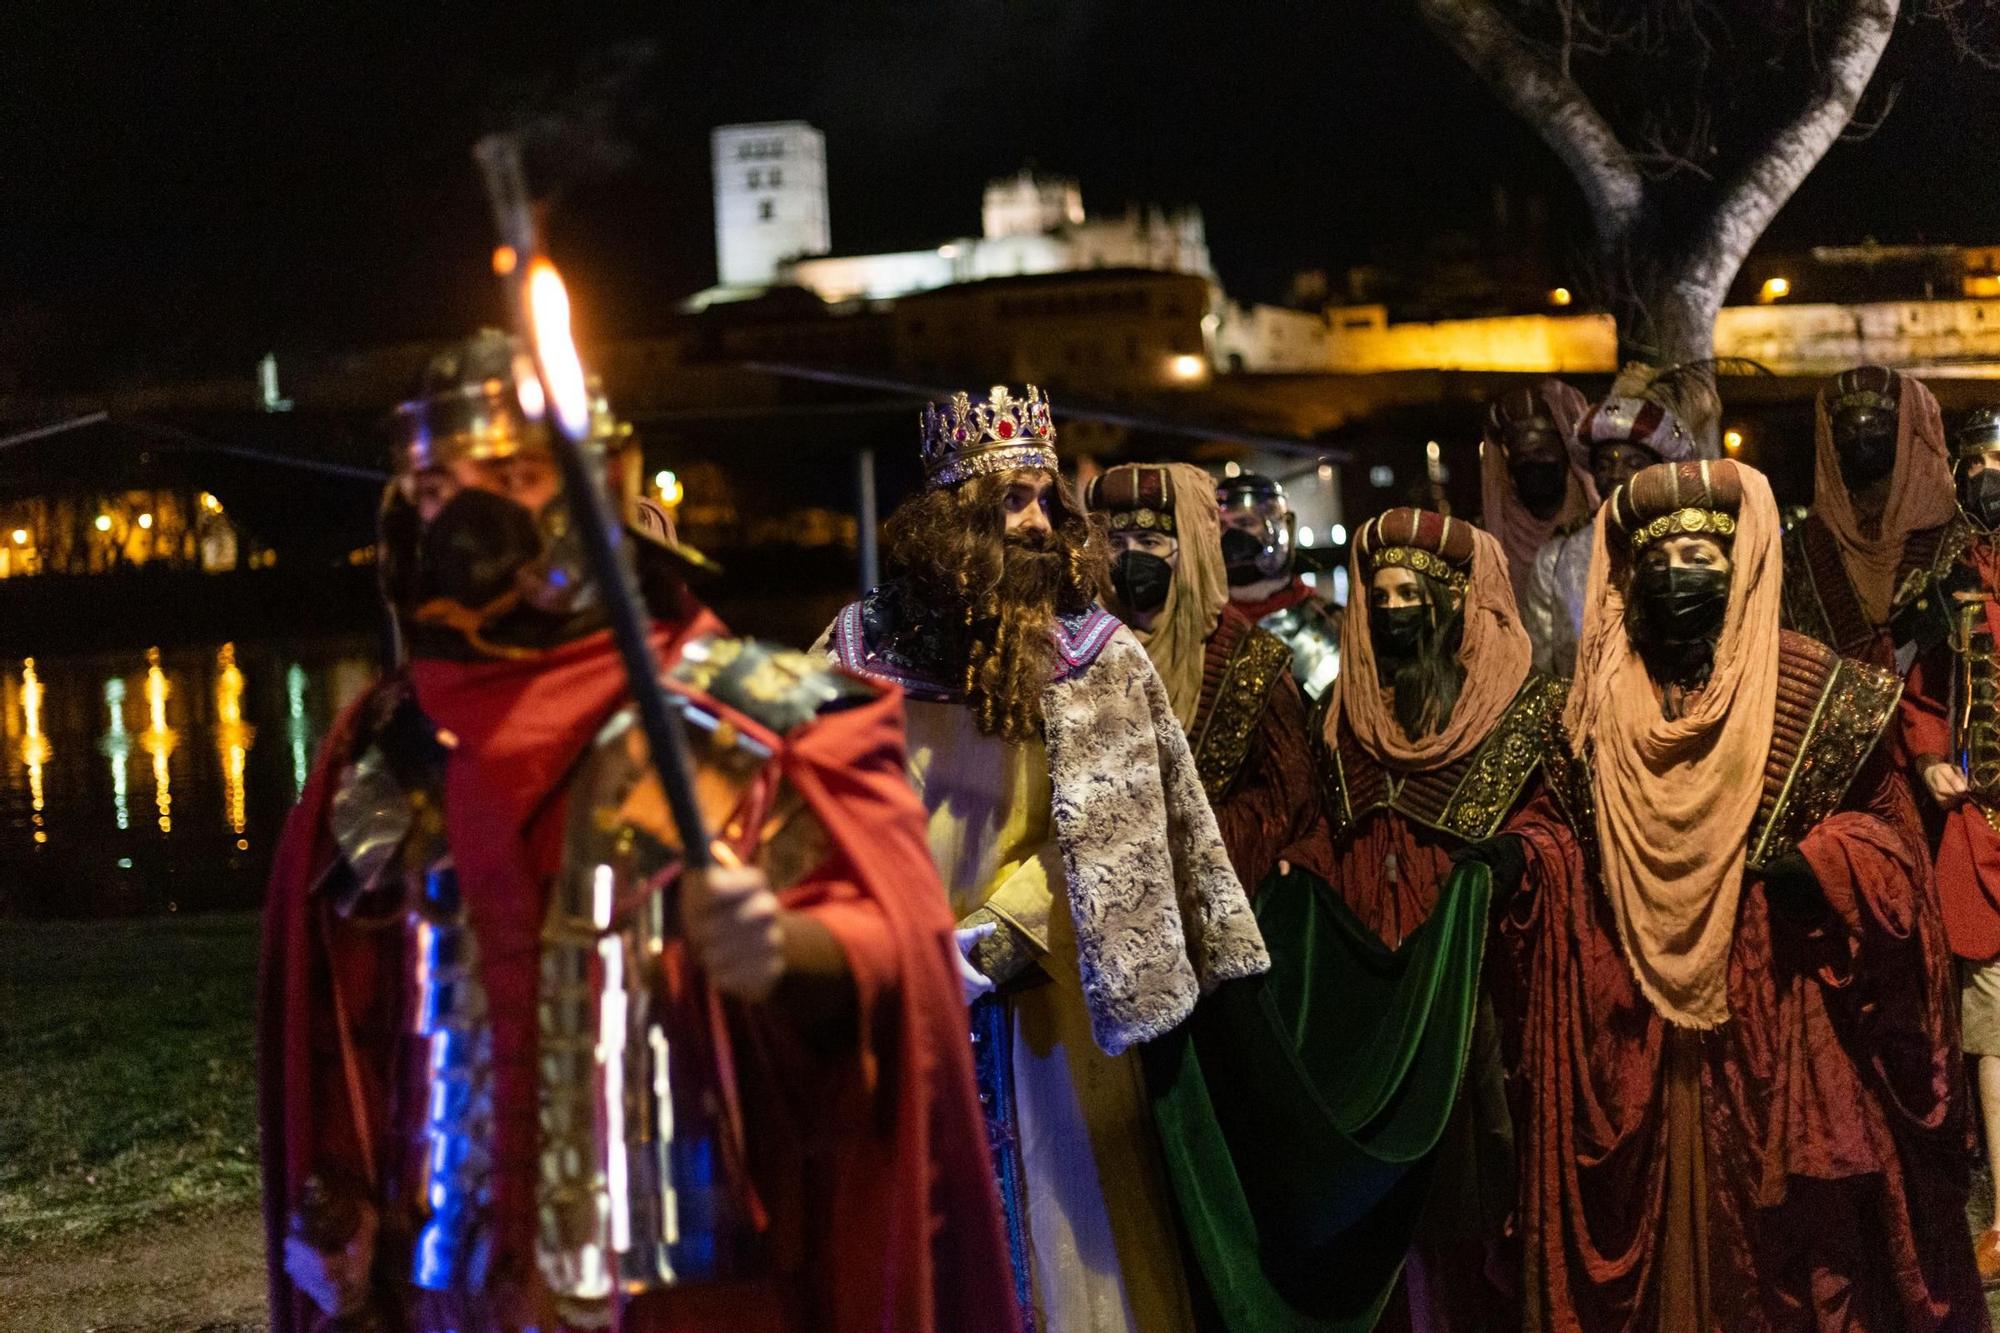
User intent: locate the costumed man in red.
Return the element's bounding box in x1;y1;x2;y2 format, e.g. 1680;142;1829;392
818;390;1266;1333
1465;458;1982;1330
1479;378;1595;615
1216;471;1342;701
1783;364;1959;670
1900;403;2000;1285
259;332;1017;1333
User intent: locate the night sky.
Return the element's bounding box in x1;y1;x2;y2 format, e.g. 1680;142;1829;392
6;2;2000;391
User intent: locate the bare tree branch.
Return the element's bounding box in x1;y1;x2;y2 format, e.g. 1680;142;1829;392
1673;0;1900;319
1417;0;1647;241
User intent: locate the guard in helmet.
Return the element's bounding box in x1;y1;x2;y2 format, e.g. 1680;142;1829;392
1216;472;1341;699
259;331;1016;1333
1900;402;2000;1289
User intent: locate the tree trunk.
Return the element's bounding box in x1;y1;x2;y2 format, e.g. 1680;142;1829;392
1419;0;1902;373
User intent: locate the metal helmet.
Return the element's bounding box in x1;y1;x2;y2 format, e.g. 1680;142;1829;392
1959;406;2000;461
1216;471;1295;584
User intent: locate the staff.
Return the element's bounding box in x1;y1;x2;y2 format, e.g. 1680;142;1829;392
472;132;713;870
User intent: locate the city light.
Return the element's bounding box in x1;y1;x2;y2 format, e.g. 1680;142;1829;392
1549;287;1572;307
1759;276;1791;303
10;530;25;546
1168;353;1206;381
1223;461;1241;478
1299;527;1315;547
654;470;684;506
1724;428;1745;452
1425;441;1441;462
137;513;153;530
1330;523;1348;545
1317;462;1334;483
94;514;112;532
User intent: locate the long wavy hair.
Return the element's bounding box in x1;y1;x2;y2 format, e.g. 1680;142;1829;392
1375;570;1466;742
885;467;1108;742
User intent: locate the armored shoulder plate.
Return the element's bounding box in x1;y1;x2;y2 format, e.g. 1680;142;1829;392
1259;597;1341;702
670;633;875;737
1323;671;1565;843
324;681;450;917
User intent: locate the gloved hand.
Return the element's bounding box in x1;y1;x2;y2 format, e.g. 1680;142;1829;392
953;921;998;1006
1761;849;1825;920
1452;833;1528;899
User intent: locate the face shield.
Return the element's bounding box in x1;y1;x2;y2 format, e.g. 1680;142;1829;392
1217;475;1295;585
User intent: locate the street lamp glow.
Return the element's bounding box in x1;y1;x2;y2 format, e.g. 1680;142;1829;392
1759;276;1791;303
1168;354;1206;381
1299;526;1315;547
137;513;154;530
1330;523;1347;545
10;530;26;546
1724;428;1745;452
1223;461;1241;478
94;514;113;533
1549;286;1573;307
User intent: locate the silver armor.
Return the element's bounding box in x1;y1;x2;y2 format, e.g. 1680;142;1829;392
1259;600;1341;701
536;635;861;1317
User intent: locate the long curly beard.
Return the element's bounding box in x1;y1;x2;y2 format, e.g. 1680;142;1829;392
885;471;1107;743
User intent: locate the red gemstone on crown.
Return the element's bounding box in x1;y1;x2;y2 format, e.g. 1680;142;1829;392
996;420;1015;439
954;428;968;442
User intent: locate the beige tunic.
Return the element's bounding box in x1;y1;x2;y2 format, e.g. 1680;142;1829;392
903;698;1196;1333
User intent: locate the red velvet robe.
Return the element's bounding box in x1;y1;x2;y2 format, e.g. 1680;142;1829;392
258;621;1017;1333
1196;606;1333;890
1493;737;1983;1331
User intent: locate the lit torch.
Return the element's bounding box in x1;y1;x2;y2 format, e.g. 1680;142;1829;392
472;133;713;871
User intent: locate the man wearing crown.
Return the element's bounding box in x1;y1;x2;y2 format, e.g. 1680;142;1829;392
260;333;1019;1333
1782;364;1959;670
818;390;1267;1333
1899;403;2000;1286
1464;458;1981;1329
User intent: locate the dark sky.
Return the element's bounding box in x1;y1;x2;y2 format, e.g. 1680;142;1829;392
5;2;2000;389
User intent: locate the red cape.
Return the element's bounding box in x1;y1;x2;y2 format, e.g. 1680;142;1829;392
259;621;1016;1333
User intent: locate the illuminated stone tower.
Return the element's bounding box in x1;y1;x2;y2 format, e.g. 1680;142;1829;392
711;121;831;288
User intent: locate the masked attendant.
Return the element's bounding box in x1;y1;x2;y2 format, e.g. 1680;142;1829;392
1217;471;1343;700
261;333;1018;1333
1468;459;1981;1331
1783;365;1959;670
1900;404;2000;1287
1524;373;1706;676
818;390;1266;1333
1480;378;1595;612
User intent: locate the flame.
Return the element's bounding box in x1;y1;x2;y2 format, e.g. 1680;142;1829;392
526;259;591;440
214;643;254;838
22;659;48;843
139;646;176;834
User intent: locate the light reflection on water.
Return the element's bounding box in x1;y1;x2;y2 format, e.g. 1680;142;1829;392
0;635;376;916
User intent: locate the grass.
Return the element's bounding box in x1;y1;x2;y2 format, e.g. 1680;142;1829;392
0;912;261;1249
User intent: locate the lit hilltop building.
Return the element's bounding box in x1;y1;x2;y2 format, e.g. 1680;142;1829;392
690;121;1213;308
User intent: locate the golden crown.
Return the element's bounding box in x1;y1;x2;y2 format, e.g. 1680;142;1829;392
920;385;1058;489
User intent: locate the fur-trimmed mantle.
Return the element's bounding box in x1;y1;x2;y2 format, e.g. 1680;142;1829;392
820;605;1269;1055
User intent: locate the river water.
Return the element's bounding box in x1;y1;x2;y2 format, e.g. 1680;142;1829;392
0;635;378;916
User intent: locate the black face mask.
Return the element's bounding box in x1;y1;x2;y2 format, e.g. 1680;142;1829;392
417;486;542;610
1370;604;1430;659
1511;460;1568;512
1832;409;1897;491
1220;527;1268;585
1111;550;1174;615
1631;565;1730;646
1964;470;2000;531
